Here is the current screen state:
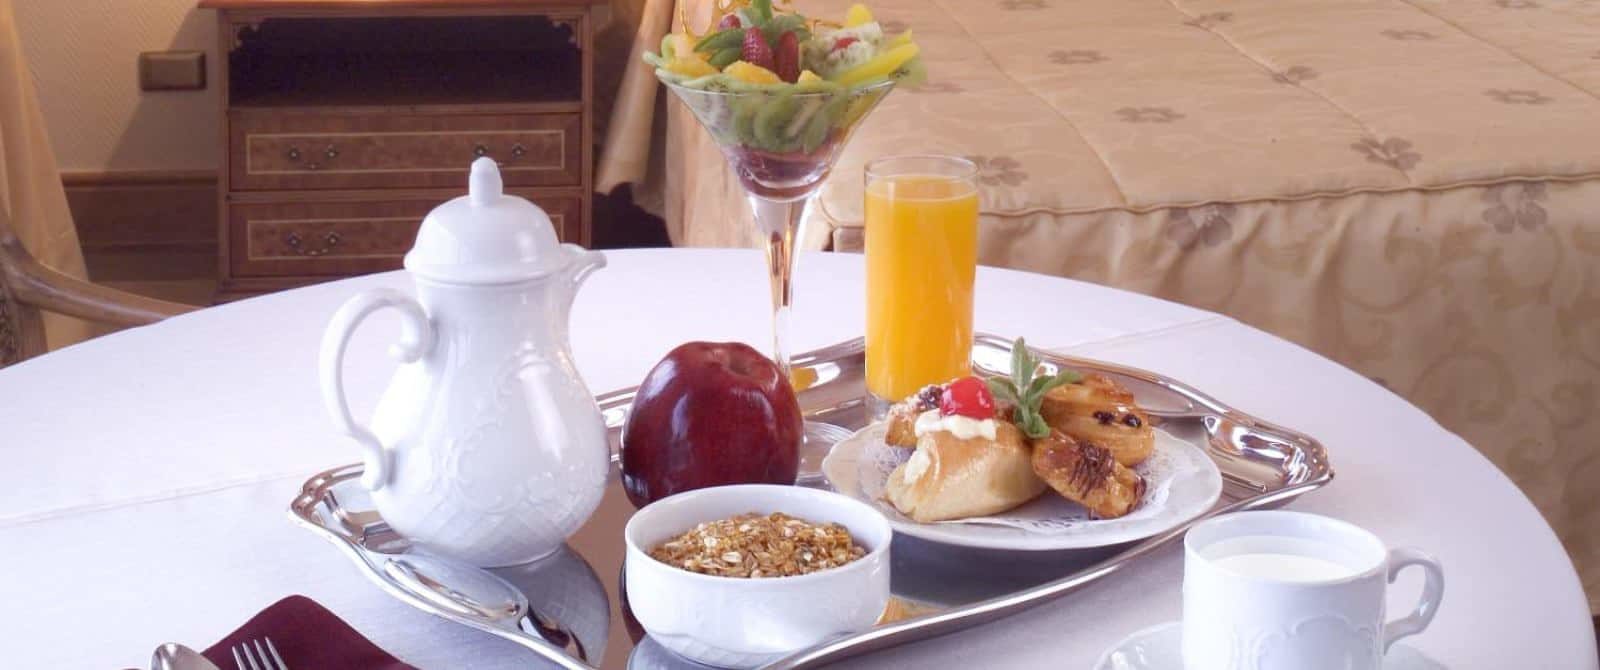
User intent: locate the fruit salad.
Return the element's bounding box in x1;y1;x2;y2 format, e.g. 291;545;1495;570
646;1;923;160
649;1;923;91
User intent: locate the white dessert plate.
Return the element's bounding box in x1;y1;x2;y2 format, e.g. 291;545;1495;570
821;421;1223;551
1093;622;1446;669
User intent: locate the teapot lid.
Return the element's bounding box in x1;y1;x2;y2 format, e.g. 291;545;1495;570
404;158;563;284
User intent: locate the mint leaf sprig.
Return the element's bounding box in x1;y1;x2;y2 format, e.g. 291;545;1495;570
692;1;811;59
985;337;1082;439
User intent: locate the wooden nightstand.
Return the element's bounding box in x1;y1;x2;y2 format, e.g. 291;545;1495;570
199;0;598;301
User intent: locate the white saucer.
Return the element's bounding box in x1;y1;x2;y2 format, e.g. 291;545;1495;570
1094;622;1446;669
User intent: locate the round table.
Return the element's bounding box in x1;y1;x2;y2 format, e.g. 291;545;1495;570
1;249;1592;669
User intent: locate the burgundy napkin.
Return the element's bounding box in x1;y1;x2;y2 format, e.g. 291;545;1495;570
202;595;415;670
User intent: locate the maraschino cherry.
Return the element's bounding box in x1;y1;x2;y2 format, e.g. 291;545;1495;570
939;376;996;420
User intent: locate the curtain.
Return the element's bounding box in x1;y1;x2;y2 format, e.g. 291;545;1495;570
595;0;674;207
0;0;91;351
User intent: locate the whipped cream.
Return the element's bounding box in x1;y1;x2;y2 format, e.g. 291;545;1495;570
902;446;933;482
913;409;997;441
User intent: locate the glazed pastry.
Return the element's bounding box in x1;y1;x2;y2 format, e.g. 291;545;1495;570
1037;373;1154;467
885;420;1045;522
1030;430;1146;519
883;384;942;448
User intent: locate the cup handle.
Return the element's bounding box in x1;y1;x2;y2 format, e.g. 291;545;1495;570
319;288;435;491
1383;547;1444;651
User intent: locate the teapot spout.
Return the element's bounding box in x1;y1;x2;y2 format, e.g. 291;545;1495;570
560;244;606;312
565;244;605;285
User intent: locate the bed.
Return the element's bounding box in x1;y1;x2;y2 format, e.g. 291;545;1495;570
600;0;1600;610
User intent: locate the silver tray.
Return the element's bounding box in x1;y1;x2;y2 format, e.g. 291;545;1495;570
290;334;1333;669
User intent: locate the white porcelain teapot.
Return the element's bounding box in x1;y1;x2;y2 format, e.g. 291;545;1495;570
319;158;608;567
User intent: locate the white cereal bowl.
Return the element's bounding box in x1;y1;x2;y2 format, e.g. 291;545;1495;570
623;484;893;669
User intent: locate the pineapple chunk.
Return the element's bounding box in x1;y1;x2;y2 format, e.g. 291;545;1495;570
845;4;874;28
666;56;718;78
797;70;823;84
724;60;783;84
790;366;820;392
668;33;696;61
833;43;919;87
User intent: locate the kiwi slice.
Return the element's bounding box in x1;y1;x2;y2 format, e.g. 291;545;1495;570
791;79;844;95
753;91;802;151
732;95;762;147
803;94;850;154
841;86;892;128
785;98;822;139
800;105;831;154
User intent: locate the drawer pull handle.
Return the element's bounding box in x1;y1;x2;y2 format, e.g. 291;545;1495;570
284;230;342;257
286;147;302;161
473;144;489;158
510;144;526;159
324;145;340;160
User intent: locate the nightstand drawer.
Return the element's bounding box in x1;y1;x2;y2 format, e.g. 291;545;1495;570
229;192;581;277
230;112;581;191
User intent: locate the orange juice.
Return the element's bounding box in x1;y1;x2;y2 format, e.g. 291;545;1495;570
865;173;979;403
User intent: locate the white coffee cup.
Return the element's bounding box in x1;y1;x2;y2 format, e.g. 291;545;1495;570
1182;511;1444;670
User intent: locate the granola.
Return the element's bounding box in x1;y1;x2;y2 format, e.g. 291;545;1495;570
648;512;867;578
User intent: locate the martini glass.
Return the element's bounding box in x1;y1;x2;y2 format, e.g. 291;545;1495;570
662;78;897;483
661;78;896;378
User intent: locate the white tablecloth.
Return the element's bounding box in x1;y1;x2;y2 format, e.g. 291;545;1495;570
0;249;1592;669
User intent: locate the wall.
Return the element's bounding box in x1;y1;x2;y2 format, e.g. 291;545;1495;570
13;2;627;176
13;0;220;173
13;1;635;287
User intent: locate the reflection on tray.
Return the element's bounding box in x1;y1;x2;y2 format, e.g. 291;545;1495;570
492;547;611;665
890;535;1126;604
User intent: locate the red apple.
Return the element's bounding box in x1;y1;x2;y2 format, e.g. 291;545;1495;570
621;341;802;508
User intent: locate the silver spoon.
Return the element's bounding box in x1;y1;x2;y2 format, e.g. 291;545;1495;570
151;642;221;670
383;553;589;666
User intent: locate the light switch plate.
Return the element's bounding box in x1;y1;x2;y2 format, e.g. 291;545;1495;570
138;51;206;91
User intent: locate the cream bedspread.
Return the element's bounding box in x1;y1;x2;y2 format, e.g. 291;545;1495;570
601;0;1600;609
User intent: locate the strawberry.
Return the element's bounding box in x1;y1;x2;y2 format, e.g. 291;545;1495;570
774;31;801;83
741;27;776;72
834;36;859;52
717;13;742;30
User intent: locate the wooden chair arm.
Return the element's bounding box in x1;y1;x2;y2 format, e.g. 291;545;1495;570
5;247;195;327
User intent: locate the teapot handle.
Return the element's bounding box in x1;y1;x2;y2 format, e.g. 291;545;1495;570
319;288;435;491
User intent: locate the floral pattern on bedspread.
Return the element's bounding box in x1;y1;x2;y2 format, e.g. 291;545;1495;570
1049;49;1109;65
1350;138;1423;171
1271;66;1318;85
1482;183;1548;233
1164;204;1233;250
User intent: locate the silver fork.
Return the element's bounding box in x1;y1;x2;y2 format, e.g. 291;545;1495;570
230;637;287;670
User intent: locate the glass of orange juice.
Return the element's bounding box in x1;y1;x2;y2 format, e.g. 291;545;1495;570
864;155;980;414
